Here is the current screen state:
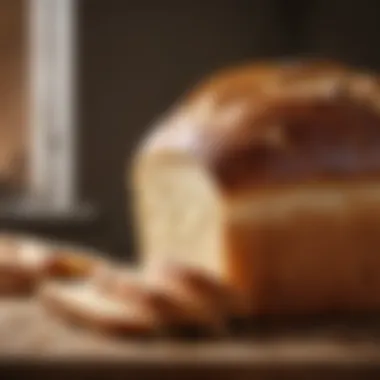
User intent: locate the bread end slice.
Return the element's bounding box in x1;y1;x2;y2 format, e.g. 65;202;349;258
0;234;106;296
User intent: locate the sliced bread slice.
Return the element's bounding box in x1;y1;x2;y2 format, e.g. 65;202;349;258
39;281;159;337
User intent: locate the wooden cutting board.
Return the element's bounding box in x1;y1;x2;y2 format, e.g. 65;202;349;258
1;299;380;379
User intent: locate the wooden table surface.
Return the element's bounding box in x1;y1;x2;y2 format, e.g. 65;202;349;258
1;299;380;379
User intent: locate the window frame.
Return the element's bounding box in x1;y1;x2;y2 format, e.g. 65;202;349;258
0;0;97;224
28;0;77;211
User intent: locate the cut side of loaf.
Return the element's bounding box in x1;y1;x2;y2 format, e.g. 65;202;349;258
133;60;380;316
39;281;159;337
134;159;223;277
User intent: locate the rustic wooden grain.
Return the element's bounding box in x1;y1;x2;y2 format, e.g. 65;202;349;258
0;299;380;380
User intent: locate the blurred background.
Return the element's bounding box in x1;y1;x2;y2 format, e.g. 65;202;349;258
0;0;380;260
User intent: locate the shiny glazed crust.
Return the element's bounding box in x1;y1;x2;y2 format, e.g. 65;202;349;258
137;60;380;195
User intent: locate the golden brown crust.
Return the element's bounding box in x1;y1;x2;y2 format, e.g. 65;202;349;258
225;181;380;315
140;60;380;195
44;248;104;279
185;59;350;106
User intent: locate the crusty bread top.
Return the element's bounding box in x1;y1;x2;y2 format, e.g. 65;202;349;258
138;60;380;195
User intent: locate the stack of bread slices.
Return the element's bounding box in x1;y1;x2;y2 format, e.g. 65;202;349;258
0;233;248;338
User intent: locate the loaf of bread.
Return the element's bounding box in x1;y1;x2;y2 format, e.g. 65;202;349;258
133;60;380;315
0;234;103;295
